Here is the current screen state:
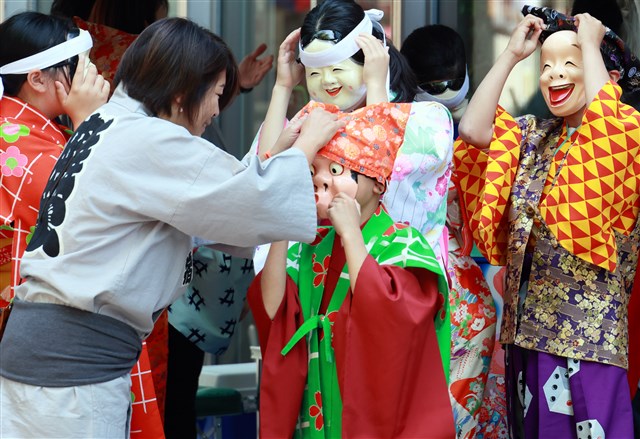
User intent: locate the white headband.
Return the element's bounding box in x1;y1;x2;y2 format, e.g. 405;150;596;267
0;28;93;99
298;9;386;68
415;70;470;109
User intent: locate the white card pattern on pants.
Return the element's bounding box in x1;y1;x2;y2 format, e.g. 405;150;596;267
543;365;574;415
517;371;533;417
576;419;605;439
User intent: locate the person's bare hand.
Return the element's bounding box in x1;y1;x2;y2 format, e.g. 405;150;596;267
56;54;109;129
505;15;545;62
238;43;274;90
357;33;389;92
574;13;606;51
270;111;306;154
275;28;304;89
328;192;362;239
294;109;345;162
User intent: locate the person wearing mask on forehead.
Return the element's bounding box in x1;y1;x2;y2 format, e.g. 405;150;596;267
403;25;469;137
254;0;454;375
0;11;108;303
402;24;505;438
455;5;640;437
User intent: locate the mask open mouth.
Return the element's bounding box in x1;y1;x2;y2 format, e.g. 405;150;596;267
326;87;342;97
548;84;574;106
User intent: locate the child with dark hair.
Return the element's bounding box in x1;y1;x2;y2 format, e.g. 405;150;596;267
0;11;108;299
402;24;469;127
298;0;417;103
0;17;343;437
50;0;95;20
259;0;453;294
456;6;640;437
250;100;455;438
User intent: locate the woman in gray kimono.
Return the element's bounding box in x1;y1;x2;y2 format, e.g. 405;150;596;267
0;17;343;438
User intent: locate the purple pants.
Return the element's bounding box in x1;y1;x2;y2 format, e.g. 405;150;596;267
506;345;633;438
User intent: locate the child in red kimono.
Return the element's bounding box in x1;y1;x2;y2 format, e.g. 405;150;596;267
0;11;108;300
249;100;455;439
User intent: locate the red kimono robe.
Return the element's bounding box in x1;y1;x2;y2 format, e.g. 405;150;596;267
0;96;69;297
249;240;454;438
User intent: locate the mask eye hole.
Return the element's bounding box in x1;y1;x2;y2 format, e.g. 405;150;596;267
329;162;344;176
309;164;315;177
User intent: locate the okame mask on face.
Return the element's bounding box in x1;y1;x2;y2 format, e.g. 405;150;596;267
299;9;390;107
304;42;367;112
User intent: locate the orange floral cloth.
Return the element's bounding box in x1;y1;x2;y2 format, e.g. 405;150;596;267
298;101;411;183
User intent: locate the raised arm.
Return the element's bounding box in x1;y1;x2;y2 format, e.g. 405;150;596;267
259;29;305;158
357;33;390;106
328;193;368;291
260;241;289;319
56;55;110;130
458;15;545;148
574;13;609;105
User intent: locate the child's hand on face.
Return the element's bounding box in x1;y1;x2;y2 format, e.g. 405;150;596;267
56;54;110;130
506;15;545;62
574;13;606;51
275;28;305;90
328;192;362;238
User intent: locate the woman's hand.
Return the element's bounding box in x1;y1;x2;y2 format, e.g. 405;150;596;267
293;109;345;163
357;33;389;104
56;55;109;130
238;43;274;90
267;111;306;158
275;28;305;90
505;14;545;63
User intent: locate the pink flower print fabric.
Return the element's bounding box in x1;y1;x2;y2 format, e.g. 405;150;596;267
0;145;29;177
384;101;454;264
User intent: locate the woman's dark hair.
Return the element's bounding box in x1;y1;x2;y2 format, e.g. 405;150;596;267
51;0;96;21
89;0;168;34
114;18;239;125
300;0;418;103
401;25;466;86
0;11;76;96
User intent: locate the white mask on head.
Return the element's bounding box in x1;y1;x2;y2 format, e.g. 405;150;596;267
299;9;390;103
415;70;469;110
